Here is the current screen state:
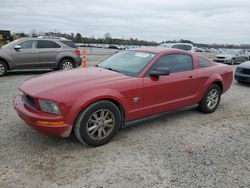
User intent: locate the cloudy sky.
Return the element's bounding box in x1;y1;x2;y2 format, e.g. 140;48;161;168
1;0;250;44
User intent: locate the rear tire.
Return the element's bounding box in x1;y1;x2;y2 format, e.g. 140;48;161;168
74;101;121;146
198;84;221;113
0;60;7;77
59;59;75;70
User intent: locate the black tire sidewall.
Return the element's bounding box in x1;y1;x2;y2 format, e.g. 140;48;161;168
199;84;221;113
76;101;121;146
0;61;7;77
59;59;75;70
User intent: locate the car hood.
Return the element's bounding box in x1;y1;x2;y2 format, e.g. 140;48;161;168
239;61;250;69
20;67;129;98
216;54;234;58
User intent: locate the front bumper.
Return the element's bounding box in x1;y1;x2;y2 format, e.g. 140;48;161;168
13;95;72;137
214;59;231;64
235;72;250;83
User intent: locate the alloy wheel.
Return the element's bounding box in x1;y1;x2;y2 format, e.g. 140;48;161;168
206;89;219;110
0;63;6;75
86;109;115;140
61;61;74;70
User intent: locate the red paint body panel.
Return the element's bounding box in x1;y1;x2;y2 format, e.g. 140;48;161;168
14;48;233;137
14;95;71;137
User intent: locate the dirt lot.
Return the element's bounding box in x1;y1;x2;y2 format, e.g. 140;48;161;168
0;49;250;188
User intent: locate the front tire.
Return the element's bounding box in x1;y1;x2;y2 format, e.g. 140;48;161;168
198;84;221;113
0;61;7;77
231;58;235;65
59;59;75;70
74;101;121;146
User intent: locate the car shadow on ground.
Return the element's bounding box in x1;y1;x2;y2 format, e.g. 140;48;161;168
15;106;199;150
235;81;250;87
120;106;198;133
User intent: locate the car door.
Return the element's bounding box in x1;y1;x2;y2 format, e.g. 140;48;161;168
37;40;61;68
235;50;245;63
11;40;39;69
239;50;248;62
143;53;199;115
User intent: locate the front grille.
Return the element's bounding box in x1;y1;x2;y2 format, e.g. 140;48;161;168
215;60;225;63
23;94;36;108
241;68;250;75
216;57;225;59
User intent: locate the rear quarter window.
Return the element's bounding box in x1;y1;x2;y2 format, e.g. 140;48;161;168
60;40;76;48
37;40;61;48
199;57;211;68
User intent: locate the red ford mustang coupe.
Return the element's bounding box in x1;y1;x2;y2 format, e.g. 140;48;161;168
14;48;233;146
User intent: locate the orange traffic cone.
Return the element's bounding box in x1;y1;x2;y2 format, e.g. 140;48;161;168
81;48;87;68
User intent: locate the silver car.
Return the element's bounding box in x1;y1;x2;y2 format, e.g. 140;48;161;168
214;49;249;65
0;37;82;76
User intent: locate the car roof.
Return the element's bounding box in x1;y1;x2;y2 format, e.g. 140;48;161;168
129;47;193;54
19;37;72;41
160;43;193;46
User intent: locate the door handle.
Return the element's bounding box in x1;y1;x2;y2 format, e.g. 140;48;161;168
33;50;39;54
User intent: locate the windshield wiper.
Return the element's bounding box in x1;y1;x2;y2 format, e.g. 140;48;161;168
104;67;121;73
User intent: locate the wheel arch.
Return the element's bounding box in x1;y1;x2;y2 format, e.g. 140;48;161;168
71;97;126;135
212;80;223;93
196;75;224;103
69;90;129;133
0;58;10;70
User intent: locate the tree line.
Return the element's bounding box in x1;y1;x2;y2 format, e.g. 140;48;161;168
13;31;158;46
12;30;250;49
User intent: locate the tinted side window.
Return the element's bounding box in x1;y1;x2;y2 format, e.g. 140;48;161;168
19;40;34;49
199;57;211;68
37;40;61;48
153;54;193;73
238;50;243;55
60;40;76;48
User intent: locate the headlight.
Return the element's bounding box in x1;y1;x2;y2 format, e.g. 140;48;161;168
39;100;61;115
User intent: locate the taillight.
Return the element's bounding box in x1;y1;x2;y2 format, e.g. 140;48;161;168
74;48;80;56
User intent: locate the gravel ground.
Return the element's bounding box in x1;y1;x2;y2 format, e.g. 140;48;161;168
0;56;250;187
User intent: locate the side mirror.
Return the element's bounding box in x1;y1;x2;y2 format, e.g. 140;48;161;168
14;45;21;50
149;67;170;77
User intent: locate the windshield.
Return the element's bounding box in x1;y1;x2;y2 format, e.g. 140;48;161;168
224;49;237;55
1;39;21;49
98;50;156;77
